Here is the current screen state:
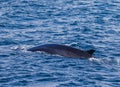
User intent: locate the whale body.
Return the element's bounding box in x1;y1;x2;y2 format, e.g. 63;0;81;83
27;44;95;58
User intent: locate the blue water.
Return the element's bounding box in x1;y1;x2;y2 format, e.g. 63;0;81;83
0;0;120;87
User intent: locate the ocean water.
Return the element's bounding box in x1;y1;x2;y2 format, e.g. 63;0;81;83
0;0;120;87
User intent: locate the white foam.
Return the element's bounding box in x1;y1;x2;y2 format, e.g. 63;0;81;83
89;57;101;62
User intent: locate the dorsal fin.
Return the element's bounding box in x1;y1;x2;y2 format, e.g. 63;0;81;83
87;49;95;55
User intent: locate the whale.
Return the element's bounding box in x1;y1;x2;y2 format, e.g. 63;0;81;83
27;44;95;58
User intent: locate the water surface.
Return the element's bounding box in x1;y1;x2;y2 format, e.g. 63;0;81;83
0;0;120;87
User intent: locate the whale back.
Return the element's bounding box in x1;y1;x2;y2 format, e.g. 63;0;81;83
28;44;95;58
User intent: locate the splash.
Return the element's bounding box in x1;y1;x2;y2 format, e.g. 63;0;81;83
89;57;120;66
89;57;101;62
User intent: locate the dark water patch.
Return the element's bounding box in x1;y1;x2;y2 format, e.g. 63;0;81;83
10;80;30;86
35;77;57;82
0;39;18;45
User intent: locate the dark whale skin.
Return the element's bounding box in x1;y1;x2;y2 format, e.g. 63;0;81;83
28;44;95;58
